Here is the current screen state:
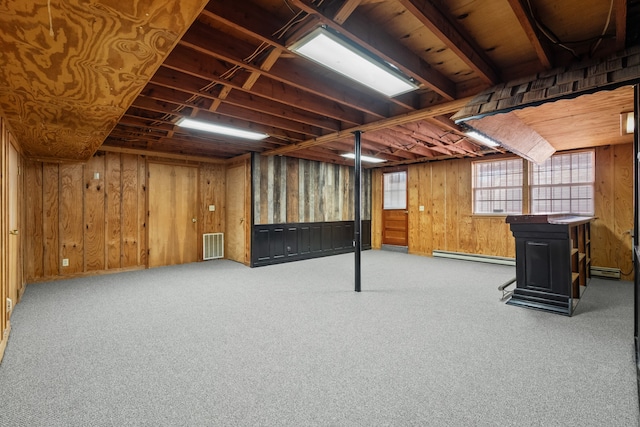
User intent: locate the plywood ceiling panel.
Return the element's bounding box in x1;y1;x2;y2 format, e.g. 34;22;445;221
0;0;208;161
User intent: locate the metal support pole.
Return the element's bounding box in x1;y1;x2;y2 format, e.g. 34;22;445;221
354;130;362;292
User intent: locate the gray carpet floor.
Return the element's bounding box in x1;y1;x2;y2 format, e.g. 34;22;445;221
0;250;638;426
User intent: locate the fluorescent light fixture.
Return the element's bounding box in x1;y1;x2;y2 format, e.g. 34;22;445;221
177;118;268;140
464;130;500;148
341;153;386;163
290;27;418;97
621;111;635;135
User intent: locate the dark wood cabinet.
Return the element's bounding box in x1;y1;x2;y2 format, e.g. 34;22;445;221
506;214;593;316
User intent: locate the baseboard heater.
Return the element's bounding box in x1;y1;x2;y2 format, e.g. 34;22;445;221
590;266;621;280
432;250;515;266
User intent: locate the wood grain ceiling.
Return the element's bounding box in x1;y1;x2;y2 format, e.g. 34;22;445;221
0;0;635;165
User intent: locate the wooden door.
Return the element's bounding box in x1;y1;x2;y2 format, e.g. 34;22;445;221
226;163;247;264
382;171;408;246
8;140;21;307
148;163;198;267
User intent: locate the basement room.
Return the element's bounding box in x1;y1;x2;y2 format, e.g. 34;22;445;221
1;0;640;425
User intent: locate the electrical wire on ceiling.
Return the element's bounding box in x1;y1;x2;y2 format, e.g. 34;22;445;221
590;0;614;56
526;0;615;58
148;5;316;134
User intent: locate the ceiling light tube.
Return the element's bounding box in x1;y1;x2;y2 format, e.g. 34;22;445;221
290;27;418;98
464;130;501;148
177;118;268;140
341;153;386;163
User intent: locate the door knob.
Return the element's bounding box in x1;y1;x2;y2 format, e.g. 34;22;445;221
192;218;197;223
9;229;18;235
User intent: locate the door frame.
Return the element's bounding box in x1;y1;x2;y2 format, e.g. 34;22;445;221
226;156;251;265
381;168;409;247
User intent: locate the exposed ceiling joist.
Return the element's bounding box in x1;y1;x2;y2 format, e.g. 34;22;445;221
506;0;553;69
397;0;499;85
264;97;473;156
288;0;457;101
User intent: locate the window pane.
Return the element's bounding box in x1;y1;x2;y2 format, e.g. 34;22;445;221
530;150;594;215
383;171;407;209
472;159;523;214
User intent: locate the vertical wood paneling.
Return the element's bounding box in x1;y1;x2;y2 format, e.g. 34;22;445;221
200;164;226;233
407;166;421;253
121;154;138;268
252;156;370;226
371;169;383;249
260;155;269;225
588;144;634;280
106;153;122;269
138;158;147;267
0;117;5;356
456;159;475;255
286;157;299;222
445;162;459;251
431;162;446;251
315;162;324;221
592;146;614;268
24;153;228;281
411;163;434;256
59;164;84;274
42;164;60;277
341;166;349;221
83;155;105;272
613;144;633;278
24;160;43;280
306;161;314;222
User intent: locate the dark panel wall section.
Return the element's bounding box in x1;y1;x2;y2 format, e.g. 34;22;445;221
252;220;371;267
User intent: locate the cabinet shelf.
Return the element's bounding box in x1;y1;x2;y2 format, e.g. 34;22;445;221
506;214;593;316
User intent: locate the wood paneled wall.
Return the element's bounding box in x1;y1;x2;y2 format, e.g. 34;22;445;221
371;144;634;280
253;154;371;225
24;152;226;282
592;144;634;280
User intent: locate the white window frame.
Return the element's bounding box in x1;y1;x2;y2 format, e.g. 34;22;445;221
383;171;407;210
472;158;523;215
530;150;595;215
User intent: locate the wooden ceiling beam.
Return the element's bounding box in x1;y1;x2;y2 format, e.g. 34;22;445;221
191;8;393;118
506;0;553;69
324;134;421;161
398;0;499;84
99;145;228;164
152;66;364;126
288;0;456;101
614;0;627;51
129;97;308;142
378;128;454;156
107;126;281;153
333;0;362;24
309;142;410;163
400;121;471;155
362;131;436;159
110;121;283;149
263;97;473;156
139;84;328;137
